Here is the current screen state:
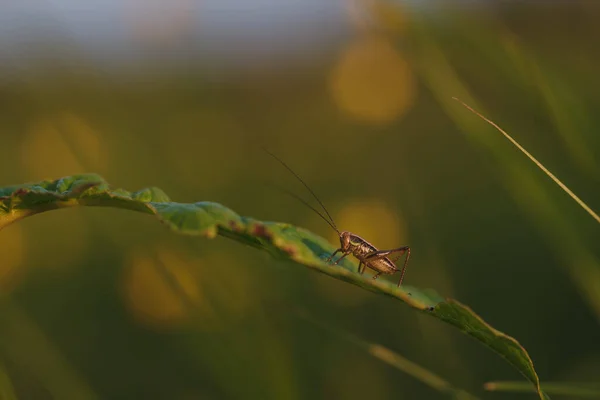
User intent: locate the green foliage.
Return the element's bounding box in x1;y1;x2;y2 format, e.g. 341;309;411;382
0;174;547;399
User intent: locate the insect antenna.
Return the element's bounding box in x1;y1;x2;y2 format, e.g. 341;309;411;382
262;147;340;235
265;182;340;235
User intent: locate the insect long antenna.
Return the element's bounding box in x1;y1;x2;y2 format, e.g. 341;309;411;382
262;147;340;234
266;183;340;234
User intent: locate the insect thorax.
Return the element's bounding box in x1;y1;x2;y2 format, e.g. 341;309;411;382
347;233;378;258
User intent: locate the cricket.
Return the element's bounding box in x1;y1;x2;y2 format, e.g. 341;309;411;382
264;148;411;287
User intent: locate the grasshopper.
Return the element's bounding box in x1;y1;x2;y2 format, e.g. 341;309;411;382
264;149;411;287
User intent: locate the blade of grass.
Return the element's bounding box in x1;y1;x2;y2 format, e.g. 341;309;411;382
500;33;598;175
452;97;599;224
413;22;600;325
486;381;600;398
298;310;479;400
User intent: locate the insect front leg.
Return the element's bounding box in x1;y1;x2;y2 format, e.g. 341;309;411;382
355;260;368;274
358;259;371;275
326;248;350;265
331;252;350;265
325;248;342;263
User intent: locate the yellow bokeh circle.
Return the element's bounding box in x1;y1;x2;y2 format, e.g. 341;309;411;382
122;246;205;330
122;246;257;331
21;112;106;179
333;198;407;250
330;36;416;125
0;224;26;291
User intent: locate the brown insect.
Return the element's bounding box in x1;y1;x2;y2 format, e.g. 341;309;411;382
264;149;411;287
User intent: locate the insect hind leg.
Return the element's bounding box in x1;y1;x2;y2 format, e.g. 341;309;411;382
399;247;411;286
364;246;411;287
394;246;411;287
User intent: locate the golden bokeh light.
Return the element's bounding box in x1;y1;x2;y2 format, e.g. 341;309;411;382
0;224;26;291
332;198;407;254
122;246;206;330
21;112;106;179
18;113;94;269
122;246;257;331
330;36;416;125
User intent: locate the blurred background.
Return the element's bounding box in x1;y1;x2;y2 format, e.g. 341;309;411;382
0;0;599;399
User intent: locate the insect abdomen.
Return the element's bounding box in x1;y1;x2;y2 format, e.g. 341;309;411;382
348;235;398;275
367;258;397;274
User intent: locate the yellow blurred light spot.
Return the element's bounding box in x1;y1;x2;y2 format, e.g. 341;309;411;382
21;112;106;179
313;198;407;304
330;36;415;125
123;247;257;331
334;198;406;250
0;224;25;291
123;246;206;330
19;112;98;270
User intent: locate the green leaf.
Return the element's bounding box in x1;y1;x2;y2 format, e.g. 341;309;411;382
0;174;545;399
